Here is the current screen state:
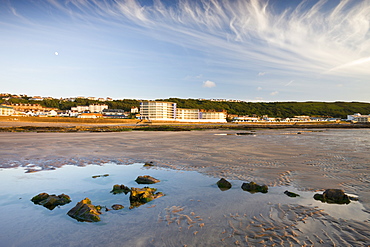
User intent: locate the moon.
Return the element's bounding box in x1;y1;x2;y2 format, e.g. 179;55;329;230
54;52;59;56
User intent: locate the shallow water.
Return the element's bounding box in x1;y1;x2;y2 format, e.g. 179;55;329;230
1;162;369;246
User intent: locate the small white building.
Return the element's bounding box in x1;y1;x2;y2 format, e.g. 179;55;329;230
89;104;108;113
0;105;14;116
347;113;370;123
71;104;108;113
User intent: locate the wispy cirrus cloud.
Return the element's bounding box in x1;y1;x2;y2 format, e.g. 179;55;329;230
43;0;370;80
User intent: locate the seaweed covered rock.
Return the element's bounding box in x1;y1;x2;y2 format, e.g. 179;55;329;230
67;198;102;222
143;162;154;167
129;187;164;209
112;204;124;210
241;182;268;193
135;175;160;184
314;189;351;204
284;190;300;197
31;193;71;210
217;178;232;191
111;184;131;194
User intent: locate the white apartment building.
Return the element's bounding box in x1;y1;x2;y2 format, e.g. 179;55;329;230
140;101;176;120
0;105;14;116
140;101;227;122
89;104;108;113
71;104;108;113
347;113;370;123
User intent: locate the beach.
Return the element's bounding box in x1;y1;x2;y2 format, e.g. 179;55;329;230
1;128;370;246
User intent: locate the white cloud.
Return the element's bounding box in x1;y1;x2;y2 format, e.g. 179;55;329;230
203;80;216;88
257;87;262;91
285;80;293;86
270;91;279;96
258;72;266;76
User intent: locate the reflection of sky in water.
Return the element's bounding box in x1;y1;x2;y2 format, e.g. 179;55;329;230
0;163;369;246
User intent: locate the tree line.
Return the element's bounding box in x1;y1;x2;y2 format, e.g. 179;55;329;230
1;96;369;119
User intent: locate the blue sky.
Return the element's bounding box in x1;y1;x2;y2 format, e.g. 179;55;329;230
1;0;369;102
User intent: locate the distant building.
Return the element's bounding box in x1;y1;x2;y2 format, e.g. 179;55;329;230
30;96;43;101
348;113;370;123
71;104;108;113
89;104;108;113
140;101;227;122
4;103;58;115
131;107;139;114
71;106;89;112
0;105;14;116
140;101;176;120
102;109;126;118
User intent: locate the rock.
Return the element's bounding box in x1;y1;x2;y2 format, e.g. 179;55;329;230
241;182;268;193
31;193;71;210
143;162;154;167
92;174;109;178
111;184;131;194
284;190;300;197
67;198;102;222
135;175;160;184
314;189;351;204
217;178;232;191
112;204;124;210
129;187;164;209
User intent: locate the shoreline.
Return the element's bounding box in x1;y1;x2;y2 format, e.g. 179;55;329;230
0;119;369;132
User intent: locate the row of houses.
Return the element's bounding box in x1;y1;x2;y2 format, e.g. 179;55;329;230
0;103;131;119
1;102;370;123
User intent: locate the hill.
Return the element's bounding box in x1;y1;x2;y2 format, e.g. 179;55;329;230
1;95;369;119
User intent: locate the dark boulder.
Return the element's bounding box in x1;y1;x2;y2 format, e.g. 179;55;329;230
67;198;102;222
129;187;164;209
241;182;268;193
314;189;351;204
111;184;131;194
143;162;154;167
92;174;109;178
135;175;160;184
112;204;124;210
31;193;71;210
217;178;232;191
284;190;300;197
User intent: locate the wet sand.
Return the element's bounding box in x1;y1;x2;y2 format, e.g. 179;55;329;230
1;129;370;246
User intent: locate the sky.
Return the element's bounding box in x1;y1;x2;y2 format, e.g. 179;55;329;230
0;0;369;102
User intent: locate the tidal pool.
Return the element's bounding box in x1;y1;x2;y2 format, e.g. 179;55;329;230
0;163;369;246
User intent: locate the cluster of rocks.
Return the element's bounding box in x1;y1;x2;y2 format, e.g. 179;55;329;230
31;175;163;223
216;178;269;194
216;178;358;205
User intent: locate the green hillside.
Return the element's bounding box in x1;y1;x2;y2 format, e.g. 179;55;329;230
1;94;369;119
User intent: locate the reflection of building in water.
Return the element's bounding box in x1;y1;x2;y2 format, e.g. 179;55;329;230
140;101;227;122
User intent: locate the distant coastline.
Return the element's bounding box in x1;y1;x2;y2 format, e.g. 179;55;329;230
0;116;369;132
